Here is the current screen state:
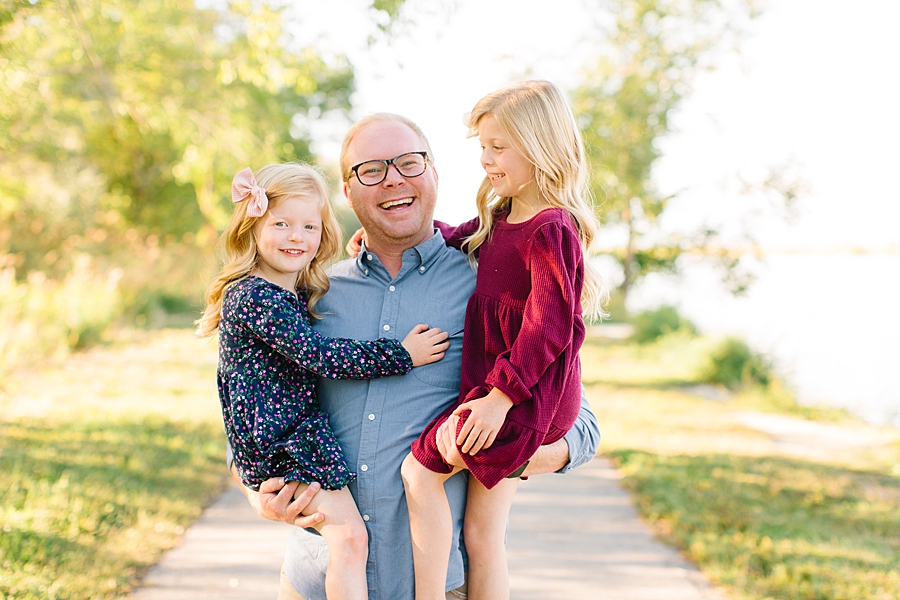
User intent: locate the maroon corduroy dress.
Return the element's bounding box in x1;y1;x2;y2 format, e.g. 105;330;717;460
411;208;586;489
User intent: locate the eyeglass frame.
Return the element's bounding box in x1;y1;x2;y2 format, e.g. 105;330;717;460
347;151;430;186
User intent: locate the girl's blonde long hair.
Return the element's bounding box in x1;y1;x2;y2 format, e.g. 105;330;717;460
463;80;606;318
195;163;342;338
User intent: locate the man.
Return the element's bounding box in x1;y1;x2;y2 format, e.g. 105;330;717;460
235;113;600;600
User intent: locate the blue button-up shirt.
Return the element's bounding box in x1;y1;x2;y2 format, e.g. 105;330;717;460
280;231;600;600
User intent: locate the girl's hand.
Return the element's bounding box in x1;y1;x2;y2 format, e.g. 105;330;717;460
453;388;513;455
345;227;366;258
401;324;450;366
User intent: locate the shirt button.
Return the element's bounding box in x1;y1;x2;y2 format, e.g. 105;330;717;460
383;324;390;331
367;253;373;260
360;464;368;472
368;414;376;420
418;266;425;272
389;285;396;292
363;514;370;522
364;269;369;275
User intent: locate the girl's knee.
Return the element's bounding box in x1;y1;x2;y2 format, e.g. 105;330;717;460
463;513;506;553
331;519;368;562
400;453;424;490
346;520;369;557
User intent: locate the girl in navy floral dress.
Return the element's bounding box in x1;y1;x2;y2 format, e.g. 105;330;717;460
196;163;449;600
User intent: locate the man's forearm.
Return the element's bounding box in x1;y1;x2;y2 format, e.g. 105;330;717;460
523;387;600;476
521;437;569;476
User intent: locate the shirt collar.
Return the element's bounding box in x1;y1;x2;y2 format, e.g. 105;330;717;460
355;228;447;279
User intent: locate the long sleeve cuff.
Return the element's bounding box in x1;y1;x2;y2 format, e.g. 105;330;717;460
485;357;533;406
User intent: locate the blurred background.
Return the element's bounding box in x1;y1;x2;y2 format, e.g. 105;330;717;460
2;0;898;424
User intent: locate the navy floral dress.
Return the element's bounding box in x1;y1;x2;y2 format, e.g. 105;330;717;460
218;276;413;491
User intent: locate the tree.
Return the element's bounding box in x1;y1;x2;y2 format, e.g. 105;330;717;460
573;0;761;303
0;0;354;276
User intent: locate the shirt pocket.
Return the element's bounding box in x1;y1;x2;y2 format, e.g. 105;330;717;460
410;325;464;390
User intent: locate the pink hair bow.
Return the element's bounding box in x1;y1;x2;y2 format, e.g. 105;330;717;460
232;167;268;217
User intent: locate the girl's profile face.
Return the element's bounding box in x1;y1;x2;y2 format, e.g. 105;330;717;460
252;195;323;291
477;113;536;204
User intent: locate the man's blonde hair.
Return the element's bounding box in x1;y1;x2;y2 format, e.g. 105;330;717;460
339;112;434;181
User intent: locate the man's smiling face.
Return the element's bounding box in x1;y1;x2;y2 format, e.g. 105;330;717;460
342;121;439;253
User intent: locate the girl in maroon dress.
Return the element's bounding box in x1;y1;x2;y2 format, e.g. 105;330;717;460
196;163;449;600
401;81;605;600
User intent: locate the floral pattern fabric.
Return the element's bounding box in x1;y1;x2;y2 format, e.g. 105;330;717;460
218;275;413;491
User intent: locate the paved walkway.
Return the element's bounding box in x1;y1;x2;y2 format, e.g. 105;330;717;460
131;457;727;600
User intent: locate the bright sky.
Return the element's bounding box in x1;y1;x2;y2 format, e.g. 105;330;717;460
289;0;900;252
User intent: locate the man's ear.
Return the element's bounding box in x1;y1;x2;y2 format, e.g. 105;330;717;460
342;182;353;209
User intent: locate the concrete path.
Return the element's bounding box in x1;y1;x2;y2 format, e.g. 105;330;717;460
131;484;292;599
508;457;727;600
131;457;727;600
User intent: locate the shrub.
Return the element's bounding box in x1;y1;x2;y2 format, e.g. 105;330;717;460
0;257;123;372
700;336;773;390
630;305;697;344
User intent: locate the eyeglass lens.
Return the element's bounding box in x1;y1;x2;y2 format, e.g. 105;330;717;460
355;152;427;185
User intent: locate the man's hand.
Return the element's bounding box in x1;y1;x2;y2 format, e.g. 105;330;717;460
233;465;325;528
435;415;466;468
452;388;513;455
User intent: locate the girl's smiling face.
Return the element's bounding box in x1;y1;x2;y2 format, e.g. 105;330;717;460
253;196;323;291
477;113;536;203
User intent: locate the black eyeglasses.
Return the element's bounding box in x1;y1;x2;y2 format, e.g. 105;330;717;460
348;151;429;186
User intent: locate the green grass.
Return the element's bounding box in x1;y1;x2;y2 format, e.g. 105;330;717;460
4;327;899;600
583;333;900;600
0;329;227;600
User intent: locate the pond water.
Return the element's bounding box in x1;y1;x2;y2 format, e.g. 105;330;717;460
628;252;900;426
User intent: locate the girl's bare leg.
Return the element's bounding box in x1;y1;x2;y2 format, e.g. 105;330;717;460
294;484;368;600
400;453;456;600
463;477;519;600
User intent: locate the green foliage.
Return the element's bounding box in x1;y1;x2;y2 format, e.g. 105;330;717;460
572;0;760;300
611;450;900;600
0;0;354;271
630;305;696;344
0;233;215;374
0;0;362;361
700;336;773;390
0;258;123;371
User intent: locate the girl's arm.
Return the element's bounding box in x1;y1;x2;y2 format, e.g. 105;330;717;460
434;216;480;251
485;221;583;407
453;221;584;454
239;285;418;380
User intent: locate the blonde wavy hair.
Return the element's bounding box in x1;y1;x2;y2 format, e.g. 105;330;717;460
195;163;342;338
463;80;606;318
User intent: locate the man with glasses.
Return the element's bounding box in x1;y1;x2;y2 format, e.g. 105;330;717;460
236;113;600;600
